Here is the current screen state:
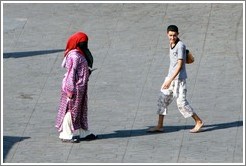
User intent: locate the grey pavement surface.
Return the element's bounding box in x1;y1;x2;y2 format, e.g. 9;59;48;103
2;2;244;164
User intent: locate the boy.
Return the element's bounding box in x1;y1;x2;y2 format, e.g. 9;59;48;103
148;25;203;133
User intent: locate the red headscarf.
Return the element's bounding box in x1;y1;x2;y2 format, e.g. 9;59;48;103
64;32;88;57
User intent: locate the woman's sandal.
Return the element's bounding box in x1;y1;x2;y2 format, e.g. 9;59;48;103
61;137;80;143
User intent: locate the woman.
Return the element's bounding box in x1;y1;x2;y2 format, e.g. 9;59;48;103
55;32;96;143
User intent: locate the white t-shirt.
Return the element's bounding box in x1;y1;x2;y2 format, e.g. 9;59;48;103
167;40;187;80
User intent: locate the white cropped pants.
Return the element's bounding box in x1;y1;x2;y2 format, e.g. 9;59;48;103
157;78;195;118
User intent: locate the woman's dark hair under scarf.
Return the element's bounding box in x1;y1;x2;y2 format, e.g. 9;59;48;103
64;32;93;68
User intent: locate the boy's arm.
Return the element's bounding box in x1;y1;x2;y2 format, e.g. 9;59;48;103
162;59;183;89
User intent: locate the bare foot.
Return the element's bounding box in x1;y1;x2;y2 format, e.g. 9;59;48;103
190;121;204;133
147;126;164;133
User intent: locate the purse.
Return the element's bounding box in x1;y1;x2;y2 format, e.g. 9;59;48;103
186;49;194;64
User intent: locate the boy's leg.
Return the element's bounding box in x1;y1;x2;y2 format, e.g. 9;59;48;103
148;92;174;132
176;80;203;133
147;115;164;132
157;114;164;128
190;113;204;133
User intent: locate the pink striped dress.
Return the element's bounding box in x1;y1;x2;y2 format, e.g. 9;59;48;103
55;49;89;132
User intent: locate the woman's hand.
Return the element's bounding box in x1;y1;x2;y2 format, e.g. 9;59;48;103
67;92;74;99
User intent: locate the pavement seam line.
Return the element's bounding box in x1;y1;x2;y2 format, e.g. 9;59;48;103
234;7;243;68
8;16;29;162
88;4;123;102
121;4;168;162
176;3;213;163
8;4;75;161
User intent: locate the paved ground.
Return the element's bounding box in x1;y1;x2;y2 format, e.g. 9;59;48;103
2;2;244;164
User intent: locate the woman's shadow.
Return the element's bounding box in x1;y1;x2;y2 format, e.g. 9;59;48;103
97;120;243;139
3;136;30;162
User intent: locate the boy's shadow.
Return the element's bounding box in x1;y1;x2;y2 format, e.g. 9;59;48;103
97;120;243;139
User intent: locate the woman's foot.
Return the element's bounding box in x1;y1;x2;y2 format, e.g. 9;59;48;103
190;121;204;133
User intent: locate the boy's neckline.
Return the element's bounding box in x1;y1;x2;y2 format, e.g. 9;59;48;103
170;38;180;49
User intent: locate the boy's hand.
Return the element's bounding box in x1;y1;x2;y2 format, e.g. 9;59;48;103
162;79;172;89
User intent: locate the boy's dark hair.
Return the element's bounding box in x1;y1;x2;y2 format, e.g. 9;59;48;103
167;25;179;33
